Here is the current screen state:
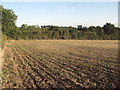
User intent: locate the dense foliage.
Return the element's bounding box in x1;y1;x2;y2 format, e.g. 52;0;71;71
1;5;17;39
15;24;119;40
1;5;120;40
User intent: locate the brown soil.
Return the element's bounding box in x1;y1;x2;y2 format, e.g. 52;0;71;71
2;40;119;88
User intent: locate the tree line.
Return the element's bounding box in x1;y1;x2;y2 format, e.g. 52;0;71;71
1;5;120;40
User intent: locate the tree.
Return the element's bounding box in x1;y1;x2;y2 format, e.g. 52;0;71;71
103;23;116;35
1;5;17;39
96;26;103;36
77;25;83;30
20;24;28;30
89;26;96;32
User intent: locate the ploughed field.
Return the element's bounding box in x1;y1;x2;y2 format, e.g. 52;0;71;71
2;40;119;88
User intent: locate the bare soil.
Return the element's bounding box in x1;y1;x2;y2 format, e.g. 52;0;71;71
2;40;119;88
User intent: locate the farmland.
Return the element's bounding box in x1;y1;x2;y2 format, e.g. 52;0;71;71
2;40;119;88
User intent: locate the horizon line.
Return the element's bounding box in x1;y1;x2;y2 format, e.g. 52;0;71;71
16;23;118;28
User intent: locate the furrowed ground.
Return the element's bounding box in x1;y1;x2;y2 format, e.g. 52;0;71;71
2;40;119;88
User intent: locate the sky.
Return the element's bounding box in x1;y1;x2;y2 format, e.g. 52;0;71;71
1;2;118;27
